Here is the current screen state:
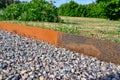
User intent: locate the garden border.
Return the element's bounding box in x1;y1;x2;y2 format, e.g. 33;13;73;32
0;22;120;64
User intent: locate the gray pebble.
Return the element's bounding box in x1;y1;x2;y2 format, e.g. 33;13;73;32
22;74;28;79
112;78;118;80
0;75;3;80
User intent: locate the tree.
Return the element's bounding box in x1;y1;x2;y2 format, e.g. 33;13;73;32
0;0;20;8
105;0;120;20
96;0;111;3
13;0;20;4
58;1;80;16
0;0;6;8
84;2;106;18
0;1;2;8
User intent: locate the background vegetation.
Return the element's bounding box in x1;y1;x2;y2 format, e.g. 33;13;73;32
58;0;120;20
0;0;62;22
0;0;20;9
0;0;120;21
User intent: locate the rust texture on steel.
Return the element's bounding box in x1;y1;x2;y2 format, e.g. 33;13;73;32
0;22;58;45
60;33;120;64
0;22;120;64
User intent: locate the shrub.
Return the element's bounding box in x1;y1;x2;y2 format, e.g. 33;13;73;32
1;0;62;22
58;1;81;17
84;3;96;17
76;5;86;17
96;0;111;3
84;2;106;18
105;0;120;20
59;1;106;18
2;3;21;20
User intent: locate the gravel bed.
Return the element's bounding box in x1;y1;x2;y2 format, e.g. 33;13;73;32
0;30;120;80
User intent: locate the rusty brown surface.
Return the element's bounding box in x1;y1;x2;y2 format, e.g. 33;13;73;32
0;22;58;45
60;33;120;64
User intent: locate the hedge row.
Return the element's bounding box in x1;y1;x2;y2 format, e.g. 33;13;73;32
0;0;120;21
58;1;106;18
58;0;120;20
0;0;62;22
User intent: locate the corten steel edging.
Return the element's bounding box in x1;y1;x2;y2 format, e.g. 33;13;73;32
0;22;58;45
0;22;120;64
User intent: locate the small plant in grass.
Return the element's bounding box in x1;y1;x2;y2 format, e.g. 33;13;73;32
54;23;79;35
117;26;120;34
0;9;4;20
114;38;120;43
116;26;120;42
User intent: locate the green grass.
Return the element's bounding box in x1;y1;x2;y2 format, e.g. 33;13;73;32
3;16;120;43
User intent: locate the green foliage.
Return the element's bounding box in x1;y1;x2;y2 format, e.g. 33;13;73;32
59;1;106;18
0;1;2;7
2;4;20;20
0;0;5;9
105;0;120;20
1;0;120;21
118;26;120;34
96;0;111;3
1;0;62;22
84;3;96;17
58;0;120;20
76;5;86;17
0;0;20;9
58;1;85;17
84;2;106;18
54;25;79;35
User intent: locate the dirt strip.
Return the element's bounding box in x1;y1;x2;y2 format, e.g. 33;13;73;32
0;22;120;64
59;33;120;64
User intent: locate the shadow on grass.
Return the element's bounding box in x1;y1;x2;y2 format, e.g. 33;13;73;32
62;21;80;25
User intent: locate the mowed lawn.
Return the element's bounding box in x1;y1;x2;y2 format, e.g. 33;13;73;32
5;16;120;43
